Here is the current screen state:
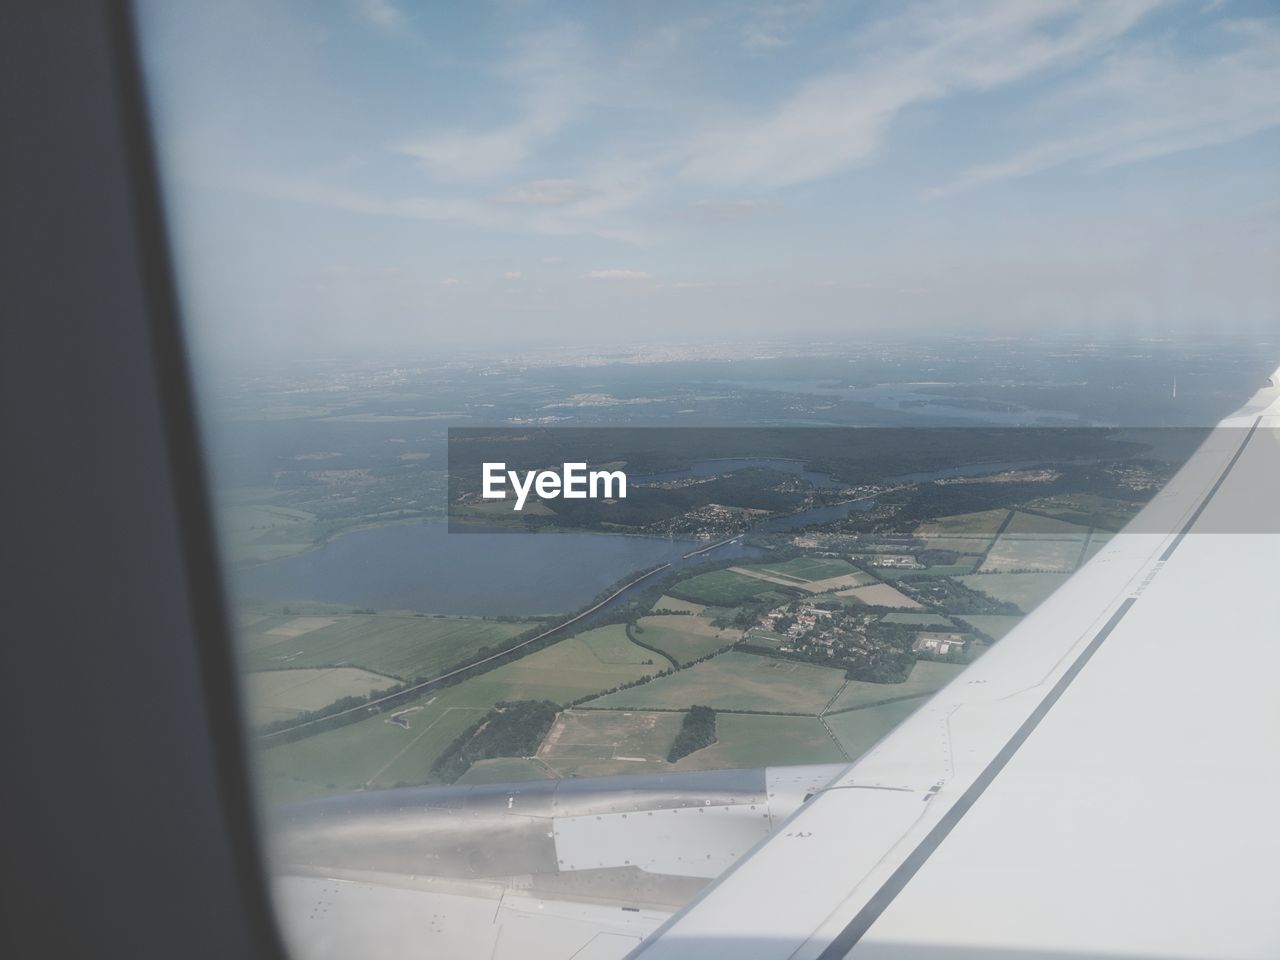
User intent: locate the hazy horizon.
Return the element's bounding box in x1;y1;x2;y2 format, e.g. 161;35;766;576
137;0;1279;358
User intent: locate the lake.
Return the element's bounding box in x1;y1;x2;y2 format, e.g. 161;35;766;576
235;523;759;617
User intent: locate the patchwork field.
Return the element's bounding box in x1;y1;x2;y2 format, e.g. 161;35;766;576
670;713;846;770
826;698;927;759
246;667;396;726
631;615;738;665
537;709;685;777
753;556;861;582
957;573;1070;613
242;614;536;680
669;568;793;606
733;563;876;593
954;615;1024;641
586;651;845;714
828;660;968;712
837;582;922;609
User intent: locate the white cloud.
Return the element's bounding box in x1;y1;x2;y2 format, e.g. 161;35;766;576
934;18;1280;195
584;269;654;280
541;256;564;264
398;24;588;181
503;271;523;281
439;277;463;286
495;179;582;205
681;0;1165;188
741;1;825;52
355;0;402;28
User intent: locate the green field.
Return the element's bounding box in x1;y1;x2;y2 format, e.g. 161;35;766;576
537;709;685;777
245;667;396;726
957;573;1070;613
916;509;1009;537
578;624;664;664
257;683;493;803
586;651;845;714
243;613;536;681
631;615;737;665
669;568;792;605
828;660;967;712
826;698;926;758
1003;511;1093;536
671;713;846;770
652;595;707;615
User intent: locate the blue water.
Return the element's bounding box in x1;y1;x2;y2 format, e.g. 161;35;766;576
236;523;760;617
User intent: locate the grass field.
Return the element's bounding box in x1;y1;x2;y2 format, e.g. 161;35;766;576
826;698;926;758
578;624;664;665
537;709;685;777
670;713;846;770
652;595;707;615
632;615;738;665
257;684;493;803
456;757;552;784
837;582;922;609
219;501;319;564
245;667;397;725
828;660;968;712
954;615;1024;641
957;573;1070;613
586;651;846;714
669;568;793;605
242;614;536;681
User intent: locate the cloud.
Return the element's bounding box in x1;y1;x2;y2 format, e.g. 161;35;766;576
398;24;588;181
541;256;564;264
503;271;523;281
740;1;825;52
354;0;402;29
584;269;654;280
495;179;582;205
439;277;463;286
934;17;1280;195
681;0;1165;188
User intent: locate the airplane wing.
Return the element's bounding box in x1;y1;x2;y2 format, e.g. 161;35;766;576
632;368;1280;960
268;367;1280;960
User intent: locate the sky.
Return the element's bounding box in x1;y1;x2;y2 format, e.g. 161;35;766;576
136;0;1280;357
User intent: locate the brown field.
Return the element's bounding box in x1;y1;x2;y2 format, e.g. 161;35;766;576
837;582;922;609
260;616;341;640
536;709;684;777
246;667;395;725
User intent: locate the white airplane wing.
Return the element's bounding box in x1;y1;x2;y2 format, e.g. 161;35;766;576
633;368;1280;960
269;367;1280;960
